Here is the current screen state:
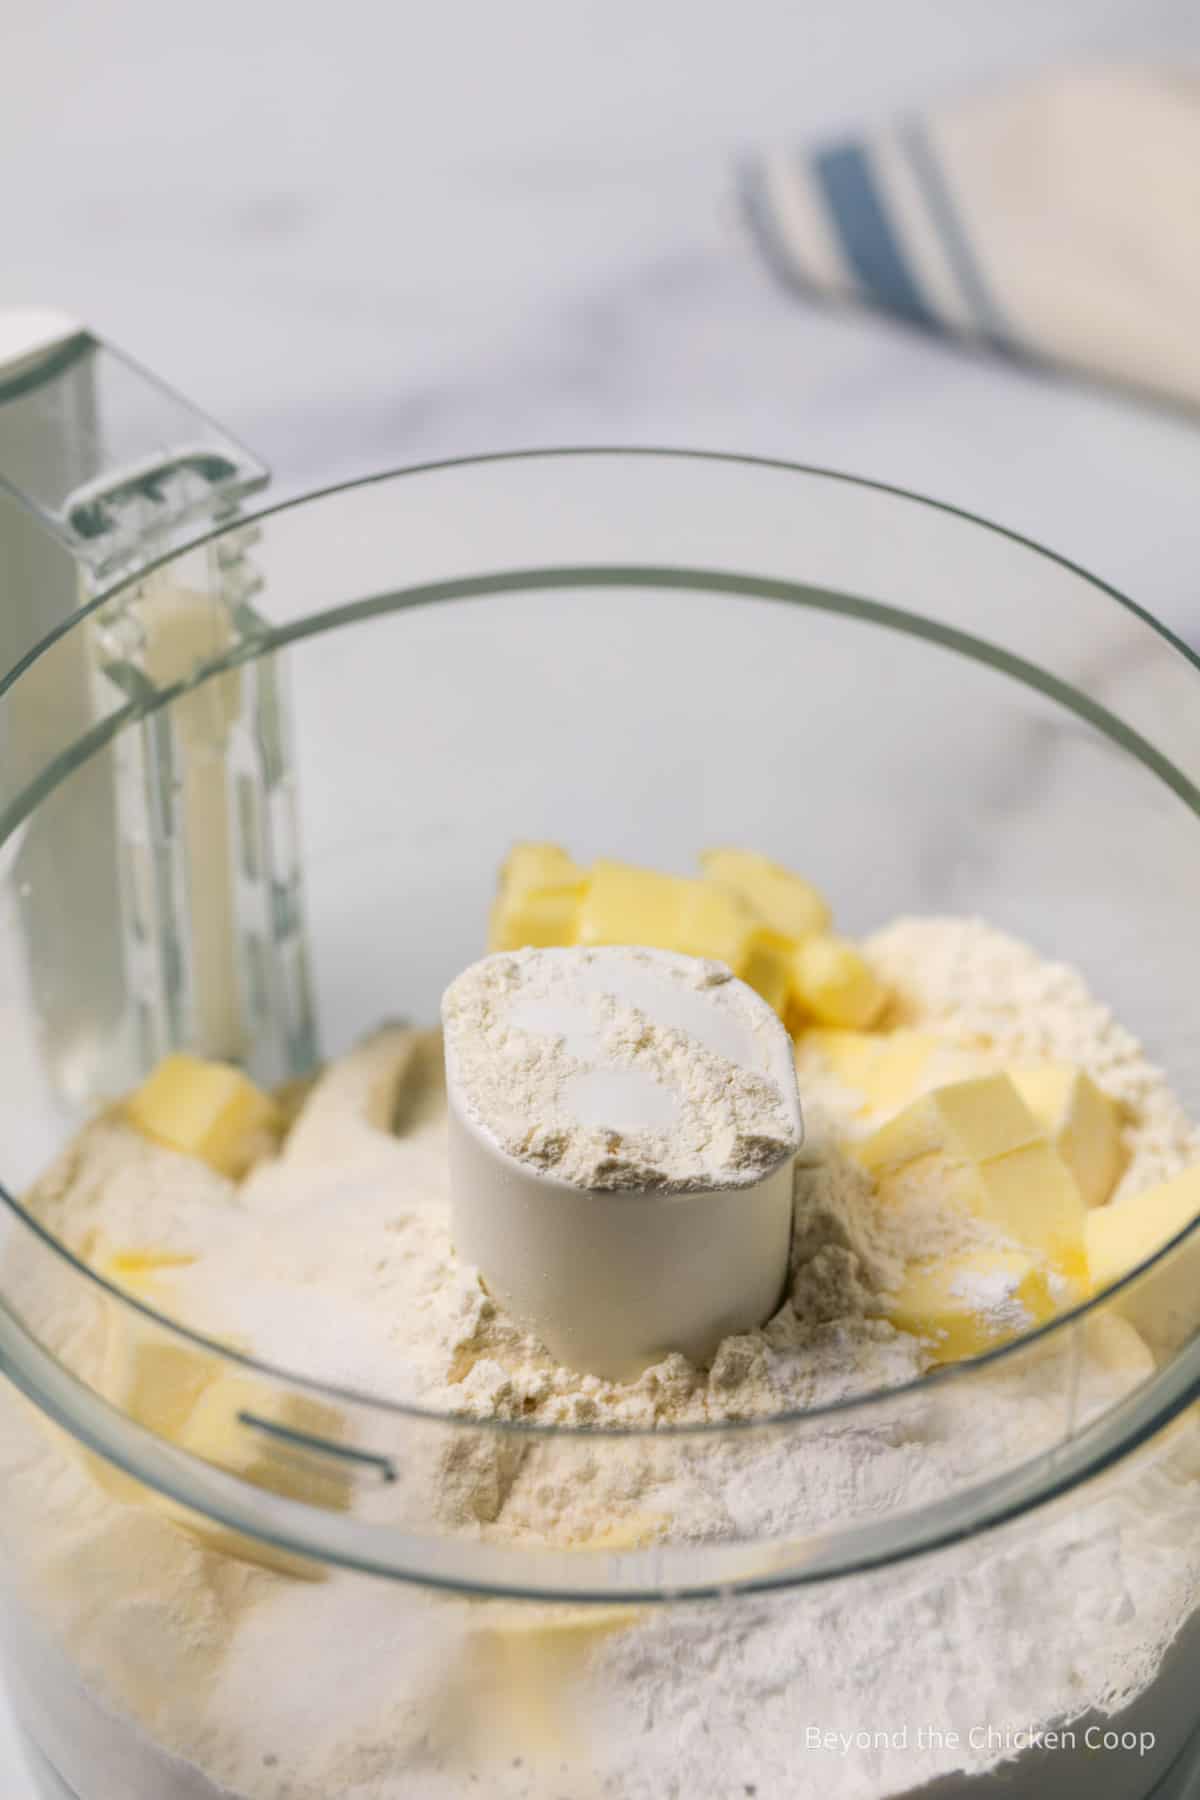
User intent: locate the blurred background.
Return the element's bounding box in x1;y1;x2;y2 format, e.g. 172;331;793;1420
7;0;1200;641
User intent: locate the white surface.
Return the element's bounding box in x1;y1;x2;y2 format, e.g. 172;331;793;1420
4;1;1200;1788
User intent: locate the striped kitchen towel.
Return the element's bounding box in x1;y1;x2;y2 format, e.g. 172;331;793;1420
743;67;1200;410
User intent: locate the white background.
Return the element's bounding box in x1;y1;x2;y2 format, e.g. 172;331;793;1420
4;0;1200;1787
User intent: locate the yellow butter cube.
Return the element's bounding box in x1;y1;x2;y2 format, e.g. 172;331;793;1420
576;859;754;971
1086;1165;1200;1353
740;928;796;1014
489;883;583;952
572;1512;665;1551
1088;1165;1200;1290
1010;1064;1126;1209
884;1249;1057;1363
125;1053;282;1179
182;1371;351;1515
859;1074;1041;1175
94;1305;350;1575
104;1326;220;1444
800;1029;938;1119
967;1141;1090;1292
700;848;831;941
103;1248;198;1283
488;842;588;951
877;1143;1089;1291
497;842;586;892
788;934;888;1030
471;1601;640;1755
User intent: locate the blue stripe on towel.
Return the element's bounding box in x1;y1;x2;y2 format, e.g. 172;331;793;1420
812;142;936;327
899;121;1012;345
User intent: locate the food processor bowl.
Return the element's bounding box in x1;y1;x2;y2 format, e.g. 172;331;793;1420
2;326;1200;1799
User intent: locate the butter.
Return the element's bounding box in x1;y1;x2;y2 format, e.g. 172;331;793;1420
471;1602;639;1756
125;1052;282;1179
182;1371;351;1513
859;1074;1042;1174
877;1145;1089;1292
700;847;831;941
498;842;586;890
488;841;588;952
740;927;796;1014
104;1248;198;1282
1010;1064;1126;1209
788;934;888;1030
577;858;754;971
964;1141;1090;1291
470;1515;650;1752
797;1027;983;1124
93;1293;350;1575
863;1074;1091;1302
883;1248;1056;1364
572;1513;665;1551
1087;1166;1200;1289
1086;1165;1200;1352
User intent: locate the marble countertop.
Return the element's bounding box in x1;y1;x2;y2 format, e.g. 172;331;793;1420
8;0;1200;650
5;0;1200;1788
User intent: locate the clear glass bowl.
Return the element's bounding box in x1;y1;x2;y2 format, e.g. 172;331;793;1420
2;451;1200;1799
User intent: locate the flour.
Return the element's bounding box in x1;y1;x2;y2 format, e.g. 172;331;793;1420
2;917;1200;1799
946;1263;1039;1337
442;946;799;1191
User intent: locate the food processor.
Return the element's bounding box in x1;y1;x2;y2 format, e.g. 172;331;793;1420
1;313;1200;1799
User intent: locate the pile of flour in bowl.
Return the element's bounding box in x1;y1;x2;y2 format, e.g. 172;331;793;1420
3;917;1200;1800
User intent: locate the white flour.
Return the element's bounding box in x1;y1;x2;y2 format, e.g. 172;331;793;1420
2;917;1200;1799
442;946;799;1191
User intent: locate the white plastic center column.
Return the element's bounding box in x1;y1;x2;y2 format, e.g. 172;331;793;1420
442;946;802;1380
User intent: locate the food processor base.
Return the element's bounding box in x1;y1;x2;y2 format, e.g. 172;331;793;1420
1153;1714;1200;1800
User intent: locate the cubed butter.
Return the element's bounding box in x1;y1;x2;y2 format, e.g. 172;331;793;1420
876;1144;1089;1291
798;1028;977;1122
576;859;754;971
103;1248;198;1283
801;1028;933;1112
572;1513;665;1551
488;841;588;952
883;1248;1057;1364
858;1074;1042;1175
182;1371;351;1514
489;883;583;952
1087;1166;1200;1290
104;1326;220;1444
740;928;796;1015
966;1141;1091;1292
1086;1165;1200;1352
1010;1064;1126;1209
500;843;585;889
125;1053;282;1179
94;1306;350;1575
472;1600;640;1755
700;847;831;941
787;934;888;1030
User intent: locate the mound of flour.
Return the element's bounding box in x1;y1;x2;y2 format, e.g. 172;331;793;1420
2;918;1200;1799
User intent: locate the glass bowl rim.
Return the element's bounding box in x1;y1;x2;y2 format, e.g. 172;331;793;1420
1;444;1198;1444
